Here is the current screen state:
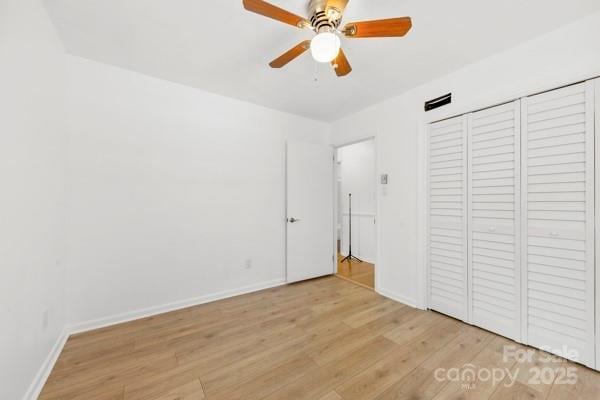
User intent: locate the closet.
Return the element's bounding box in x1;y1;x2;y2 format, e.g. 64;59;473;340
522;82;595;367
468;100;521;342
427;116;468;322
427;80;597;369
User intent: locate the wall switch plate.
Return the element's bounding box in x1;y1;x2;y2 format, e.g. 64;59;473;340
381;174;388;185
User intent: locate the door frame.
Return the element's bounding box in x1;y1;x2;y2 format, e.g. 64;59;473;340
333;137;379;289
595;77;599;370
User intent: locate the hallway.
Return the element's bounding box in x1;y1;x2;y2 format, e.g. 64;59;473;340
336;254;375;289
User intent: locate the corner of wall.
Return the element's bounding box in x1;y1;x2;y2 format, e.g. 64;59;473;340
22;329;70;400
377;287;423;310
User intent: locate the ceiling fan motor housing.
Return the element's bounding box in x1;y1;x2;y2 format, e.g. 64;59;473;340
308;0;342;32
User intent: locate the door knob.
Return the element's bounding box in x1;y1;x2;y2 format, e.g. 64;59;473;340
288;217;300;223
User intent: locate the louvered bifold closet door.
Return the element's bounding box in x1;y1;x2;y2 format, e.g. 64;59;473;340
468;101;521;341
427;115;468;321
522;82;595;368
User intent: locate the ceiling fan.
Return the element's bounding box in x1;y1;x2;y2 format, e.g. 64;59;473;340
242;0;412;77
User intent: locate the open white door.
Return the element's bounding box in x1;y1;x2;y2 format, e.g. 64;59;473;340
286;141;334;283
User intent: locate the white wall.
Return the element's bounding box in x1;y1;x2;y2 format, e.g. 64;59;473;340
0;1;67;399
337;140;376;263
64;56;330;328
330;12;600;307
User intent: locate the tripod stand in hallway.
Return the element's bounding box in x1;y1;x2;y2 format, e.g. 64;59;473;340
341;193;363;264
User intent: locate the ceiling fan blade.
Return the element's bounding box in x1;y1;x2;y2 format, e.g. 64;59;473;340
269;41;311;68
325;0;349;15
343;17;412;38
243;0;309;28
331;48;352;77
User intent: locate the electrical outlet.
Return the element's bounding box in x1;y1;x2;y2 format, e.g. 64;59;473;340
42;310;49;330
245;259;253;270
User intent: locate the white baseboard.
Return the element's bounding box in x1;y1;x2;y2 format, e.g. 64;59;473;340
23;329;69;400
68;278;287;335
377;287;425;310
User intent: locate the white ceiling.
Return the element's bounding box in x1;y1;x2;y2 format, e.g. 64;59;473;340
45;0;600;121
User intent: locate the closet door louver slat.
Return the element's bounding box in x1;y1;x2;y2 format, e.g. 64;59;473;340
428;116;468;321
468;101;521;341
522;82;595;368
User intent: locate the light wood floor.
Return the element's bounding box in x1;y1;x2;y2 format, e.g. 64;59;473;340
40;277;599;400
336;254;375;289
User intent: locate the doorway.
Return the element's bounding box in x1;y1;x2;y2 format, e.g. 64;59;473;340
335;139;376;289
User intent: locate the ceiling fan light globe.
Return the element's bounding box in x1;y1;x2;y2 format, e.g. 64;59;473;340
310;31;341;63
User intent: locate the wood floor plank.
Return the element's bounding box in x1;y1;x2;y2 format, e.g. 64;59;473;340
342;299;404;328
262;335;399;400
547;362;600;400
335;318;465;400
152;379;205;400
382;309;449;345
489;381;547;400
199;320;351;396
40;386;125;400
39;277;600;400
207;354;318;400
319;391;343;400
504;348;565;399
41;348;177;399
431;336;520;400
374;327;493;400
174;323;301;374
124;364;207;400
